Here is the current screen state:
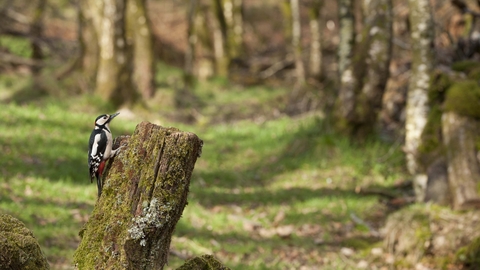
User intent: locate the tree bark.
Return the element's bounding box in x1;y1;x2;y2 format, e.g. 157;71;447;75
308;0;323;79
30;0;46;76
442;112;480;210
354;0;392;134
78;0;101;90
96;0;136;107
185;0;199;89
290;0;305;85
78;0;146;107
335;0;392;137
337;0;356;121
405;0;434;201
74;122;203;269
126;0;155;100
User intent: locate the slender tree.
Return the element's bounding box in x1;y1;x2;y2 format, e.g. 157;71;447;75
308;0;324;79
290;0;305;85
30;0;46;76
405;0;434;201
337;0;356;122
185;0;199;88
126;0;155;100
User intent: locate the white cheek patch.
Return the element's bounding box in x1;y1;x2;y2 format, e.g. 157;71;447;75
96;118;108;126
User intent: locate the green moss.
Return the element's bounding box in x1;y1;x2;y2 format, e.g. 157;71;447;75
467;67;480;81
456;237;480;268
0;214;50;270
176;254;230;270
418;105;444;168
444;80;480;118
428;71;452;105
451;60;480;73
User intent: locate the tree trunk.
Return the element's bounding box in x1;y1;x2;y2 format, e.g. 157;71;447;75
290;0;305;85
335;0;392;137
195;0;216;79
442;112;480;210
126;0;155;100
185;0;199;89
210;2;228;77
405;0;434;201
74;122;203;269
96;0;136;106
337;0;356;121
30;0;46;76
354;0;392;135
308;0;323;80
78;0;101;90
79;0;142;107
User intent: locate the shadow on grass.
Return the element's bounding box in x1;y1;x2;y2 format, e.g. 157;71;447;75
193;116;404;203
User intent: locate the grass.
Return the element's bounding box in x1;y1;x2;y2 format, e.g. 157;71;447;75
0;64;408;269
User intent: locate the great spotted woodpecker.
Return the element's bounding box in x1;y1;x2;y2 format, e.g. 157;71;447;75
88;112;123;197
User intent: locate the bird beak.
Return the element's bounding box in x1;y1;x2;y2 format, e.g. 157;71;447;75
109;112;120;121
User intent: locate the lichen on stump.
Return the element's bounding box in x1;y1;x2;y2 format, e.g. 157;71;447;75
0;213;50;270
74;122;203;269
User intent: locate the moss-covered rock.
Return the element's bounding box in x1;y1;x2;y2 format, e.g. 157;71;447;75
176;254;230;270
456;236;480;268
0;213;50;270
444;80;480;118
383;205;480;268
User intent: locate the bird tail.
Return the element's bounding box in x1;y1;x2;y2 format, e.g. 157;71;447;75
96;175;103;198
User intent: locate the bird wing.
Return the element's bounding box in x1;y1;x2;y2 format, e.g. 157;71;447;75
88;131;107;182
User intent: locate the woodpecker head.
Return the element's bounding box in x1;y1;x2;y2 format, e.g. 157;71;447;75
94;112;120;128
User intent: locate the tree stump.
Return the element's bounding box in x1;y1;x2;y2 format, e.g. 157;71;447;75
442;112;480;210
74;122;203;269
0;213;50;270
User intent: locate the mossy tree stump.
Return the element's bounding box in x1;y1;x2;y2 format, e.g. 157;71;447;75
74;122;203;269
442;112;480;210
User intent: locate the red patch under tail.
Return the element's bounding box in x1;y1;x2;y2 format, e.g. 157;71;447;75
98;161;106;177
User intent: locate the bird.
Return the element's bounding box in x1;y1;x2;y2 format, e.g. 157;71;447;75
88;112;123;197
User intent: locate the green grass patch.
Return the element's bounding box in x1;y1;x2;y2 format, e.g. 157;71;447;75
0;66;408;269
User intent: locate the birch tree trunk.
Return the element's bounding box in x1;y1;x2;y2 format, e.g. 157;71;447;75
405;0;434;201
308;0;323;79
74;122;203;269
337;0;356;121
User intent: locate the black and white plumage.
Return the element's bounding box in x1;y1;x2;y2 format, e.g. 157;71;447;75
88;112;122;197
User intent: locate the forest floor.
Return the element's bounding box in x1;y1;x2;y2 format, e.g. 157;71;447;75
0;62;421;269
